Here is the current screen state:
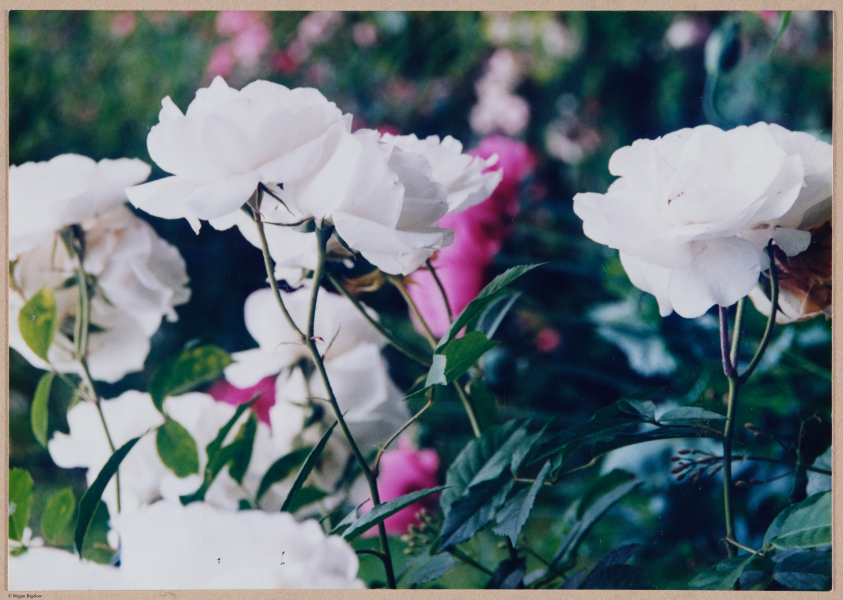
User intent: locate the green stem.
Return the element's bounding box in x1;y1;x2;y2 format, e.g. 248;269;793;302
453;381;482;438
448;548;493;575
729;297;746;369
738;246;779;385
327;272;431;368
373;390;435;474
722;377;738;562
80;359;120;514
723;538;760;555
306;226;397;590
426;259;453;323
250;192;306;344
389;275;438;349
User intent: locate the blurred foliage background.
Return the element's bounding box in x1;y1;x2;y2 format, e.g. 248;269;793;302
9;10;832;589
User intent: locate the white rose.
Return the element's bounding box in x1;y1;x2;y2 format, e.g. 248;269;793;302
212;128;455;276
225;286;410;449
573;123;831;318
125;76;351;232
9;154;151;259
48;390;298;515
8;547;131;591
10;206;190;382
114;500;364;589
378;132;502;213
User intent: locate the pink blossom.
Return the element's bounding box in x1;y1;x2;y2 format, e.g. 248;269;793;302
205;44;237;79
272;50;300;76
535;327;561;353
408;137;534;337
216;11;260;36
352;22;378;47
231;22;271;67
109;12;136;38
363;437;440;536
208;376;276;427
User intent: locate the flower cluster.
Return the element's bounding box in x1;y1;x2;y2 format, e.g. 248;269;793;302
126;76;502;277
9;155;190;382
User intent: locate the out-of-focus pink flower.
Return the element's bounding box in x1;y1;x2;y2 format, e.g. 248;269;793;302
363;437;440;536
216;11;260;36
206;44;237;79
208;376;276;427
408;137;534;337
110;12;136;38
272;50;300;76
298;11;344;45
352;22;378;47
535;327;561;353
231;22;271;67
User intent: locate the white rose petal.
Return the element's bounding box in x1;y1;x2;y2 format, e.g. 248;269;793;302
114;500;364;589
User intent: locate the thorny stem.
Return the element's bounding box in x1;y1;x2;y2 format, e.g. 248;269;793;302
389;274;438;349
62;229;120;513
327;272;432;368
250;191;306;344
373;390;435;475
426;259;453;322
305;226;397;590
718;242;779;575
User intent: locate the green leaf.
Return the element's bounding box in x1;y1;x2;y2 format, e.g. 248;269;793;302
466;378;500;432
552;471;641;566
227;412;257;484
9;468;34;542
156;418;200;478
472;292;520;339
769;491;831;549
40;488;75;542
770;11;792;53
486;556;526;589
404;552;459;586
343;486;447;541
658;407;726;423
689;555;755;590
180;397;258;505
618;400;655;421
30;371;54;447
256;446;312;502
773;550;831;591
149;345;234;412
285;486;328;513
426;331;499;387
469;421;531;486
440;421;519;514
439;475;513;549
18;288;57;361
281;421;338;513
75;437;140;554
330;500;370;537
492;460;552;545
581;565;654;590
580;545;653;590
437;264;542;349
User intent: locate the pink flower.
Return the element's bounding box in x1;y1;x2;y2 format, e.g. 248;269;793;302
231;22;271;67
109;12;136;38
205;44;237;79
216;11;260;36
272;50;300;76
535;327;561;353
363;438;440;536
208;376;276;427
352;22;378;47
408;137;534;337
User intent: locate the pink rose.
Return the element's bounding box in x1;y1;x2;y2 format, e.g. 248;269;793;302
216;11;260;36
363;437;440;536
205;44;237;79
408;136;534;337
208;376;276;427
